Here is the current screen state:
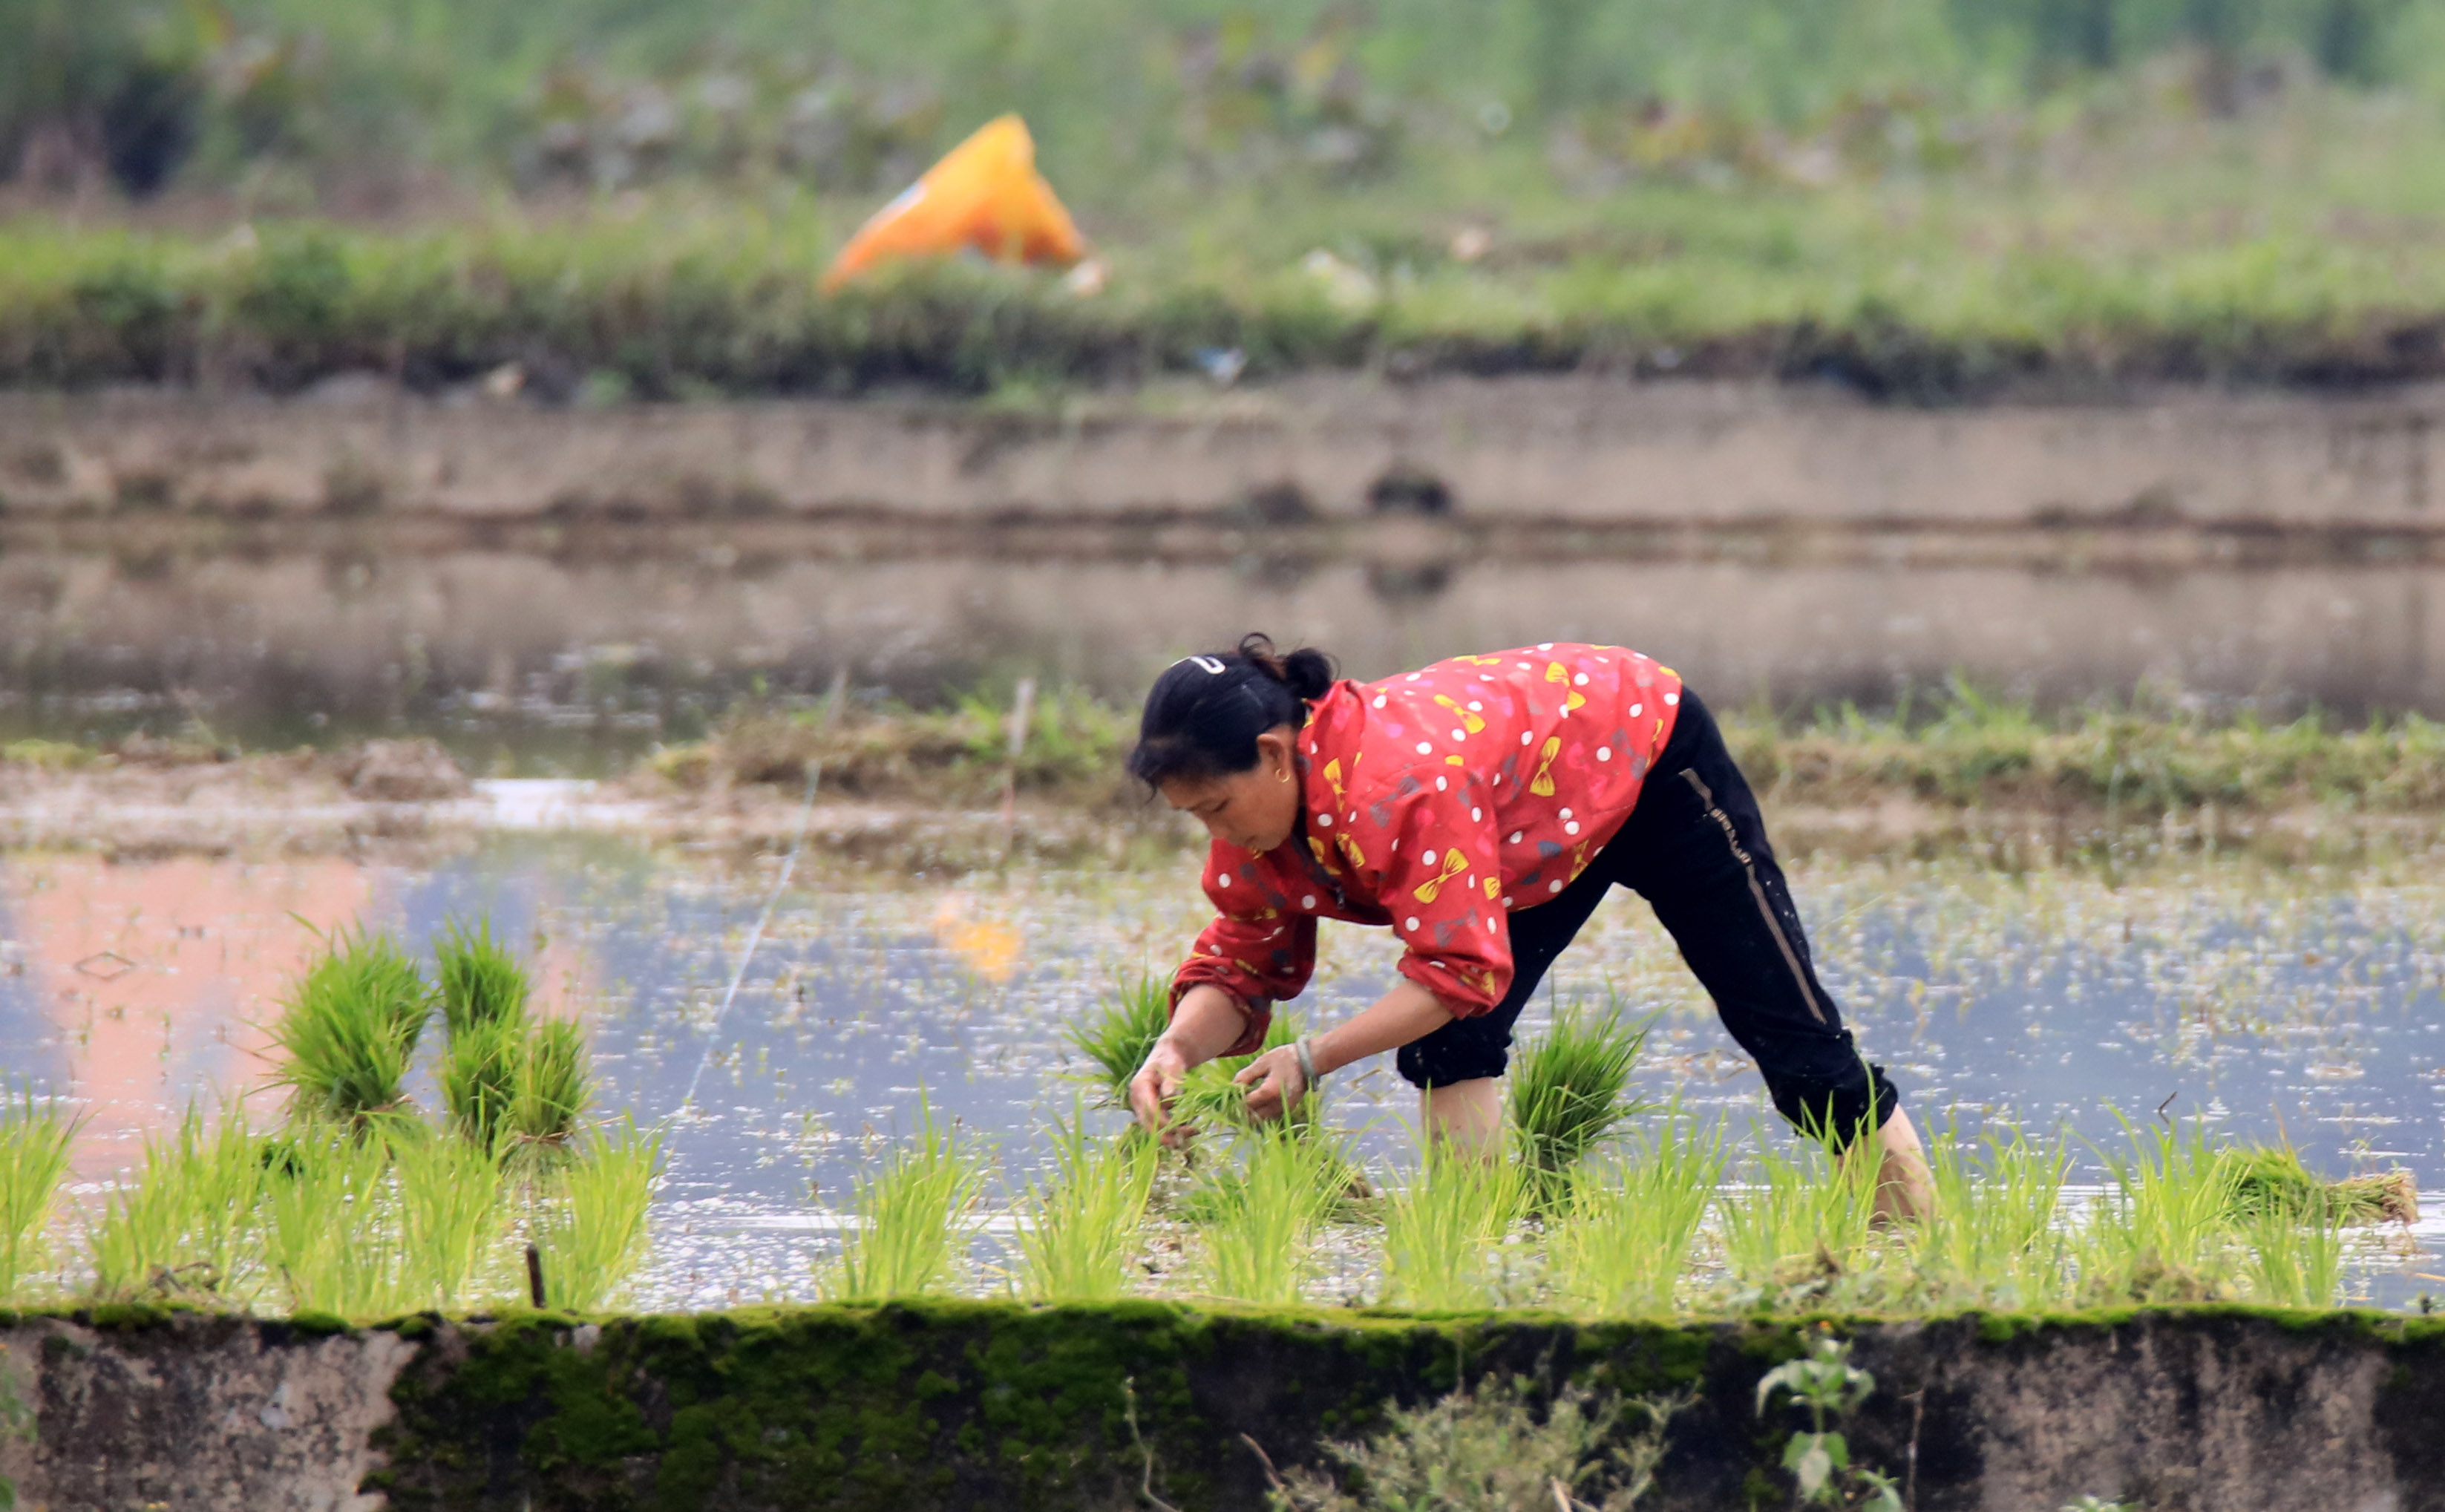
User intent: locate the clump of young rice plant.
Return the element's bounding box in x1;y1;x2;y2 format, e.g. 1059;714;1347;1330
1508;1001;1649;1202
268;926;435;1128
1378;1146;1529;1312
439;1016;522;1151
88;1107;270;1302
261;1120;408;1316
1260;1373;1685;1512
1068;971;1171;1102
818;1109;986;1301
2075;1116;2249;1303
1714;1131;1884;1296
1194;1122;1344;1306
1010;1114;1156;1302
2243;1202;2346;1308
0;1087;76;1300
531;1120;664;1312
434;917;531;1038
1910;1126;2075;1309
392;1126;509;1310
1545;1120;1723;1316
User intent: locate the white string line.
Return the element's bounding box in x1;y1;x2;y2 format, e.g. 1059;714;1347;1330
681;761;821;1110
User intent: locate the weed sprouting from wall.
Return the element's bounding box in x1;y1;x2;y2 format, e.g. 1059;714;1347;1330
268;926;436;1128
0;1088;75;1300
1261;1373;1686;1511
1011;1116;1157;1302
819;1104;986;1302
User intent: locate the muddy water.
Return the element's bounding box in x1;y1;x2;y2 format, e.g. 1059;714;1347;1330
5;546;2445;770
4;837;2442;1309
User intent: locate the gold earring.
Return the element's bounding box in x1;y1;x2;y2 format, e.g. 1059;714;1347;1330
1277;768;1292;784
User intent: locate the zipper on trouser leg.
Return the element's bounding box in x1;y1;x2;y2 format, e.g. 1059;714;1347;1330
1679;768;1827;1025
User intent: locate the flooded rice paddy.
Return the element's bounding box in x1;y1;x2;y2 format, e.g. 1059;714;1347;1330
5;835;2444;1310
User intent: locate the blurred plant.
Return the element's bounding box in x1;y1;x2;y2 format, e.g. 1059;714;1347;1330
531;1119;663;1311
1378;1145;1528;1310
1755;1334;1902;1510
1069;971;1171;1103
0;1087;76;1301
267;926;434;1129
1193;1119;1343;1305
1546;1120;1722;1315
435;917;530;1038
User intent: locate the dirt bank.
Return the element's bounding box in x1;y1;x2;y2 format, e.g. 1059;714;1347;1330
9;1303;2445;1511
4;379;2444;562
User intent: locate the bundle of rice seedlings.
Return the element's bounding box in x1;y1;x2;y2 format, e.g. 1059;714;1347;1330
88;1105;269;1303
1067;972;1171;1102
818;1108;986;1301
508;1019;593;1166
439;1016;523;1151
0;1086;76;1300
434;918;531;1038
1378;1146;1529;1311
268;926;435;1128
2219;1145;2418;1226
531;1120;664;1312
1011;1113;1157;1302
1508;1001;1649;1201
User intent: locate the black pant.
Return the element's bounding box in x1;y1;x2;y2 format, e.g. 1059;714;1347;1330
1394;687;1899;1144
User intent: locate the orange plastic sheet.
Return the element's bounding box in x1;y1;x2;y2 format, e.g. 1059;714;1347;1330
820;114;1086;291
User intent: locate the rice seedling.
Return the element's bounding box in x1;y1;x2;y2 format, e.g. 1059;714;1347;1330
392;1127;511;1311
438;1015;523;1151
1009;1113;1157;1302
434;918;531;1038
1259;1373;1685;1512
1067;971;1171;1102
88;1106;270;1303
818;1108;986;1302
0;1087;75;1301
508;1018;593;1164
2244;1203;2346;1308
531;1120;665;1312
1377;1145;1530;1312
267;925;435;1128
1545;1120;1724;1316
1713;1130;1884;1296
1192;1121;1344;1306
1911;1126;2075;1309
2075;1116;2249;1303
2219;1145;2417;1226
261;1121;406;1316
1508;1000;1649;1202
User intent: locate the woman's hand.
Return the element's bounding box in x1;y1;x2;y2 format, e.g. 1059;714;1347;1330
1128;1039;1199;1146
1232;1044;1308;1123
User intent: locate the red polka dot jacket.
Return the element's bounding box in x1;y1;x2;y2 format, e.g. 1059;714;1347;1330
1171;644;1684;1054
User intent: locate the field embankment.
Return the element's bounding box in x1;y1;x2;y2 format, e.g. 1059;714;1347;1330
7;1302;2445;1511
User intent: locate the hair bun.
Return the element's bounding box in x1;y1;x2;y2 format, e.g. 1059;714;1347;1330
1236;633;1336;702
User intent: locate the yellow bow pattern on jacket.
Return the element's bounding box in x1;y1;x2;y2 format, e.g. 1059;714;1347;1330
1545;662;1588;716
1431;693;1486;734
1413;847;1470;903
1528;736;1563;796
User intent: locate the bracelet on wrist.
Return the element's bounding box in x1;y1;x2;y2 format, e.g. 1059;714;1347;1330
1293;1036;1322;1087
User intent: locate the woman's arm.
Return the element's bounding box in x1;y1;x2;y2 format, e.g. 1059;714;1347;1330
1234;977;1451;1121
1127;984;1254;1145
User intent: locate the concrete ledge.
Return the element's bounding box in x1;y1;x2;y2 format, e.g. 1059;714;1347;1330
7;1303;2445;1511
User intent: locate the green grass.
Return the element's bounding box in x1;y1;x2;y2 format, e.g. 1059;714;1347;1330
261;1119;411;1315
532;1120;664;1312
0;1087;75;1300
88;1106;270;1301
1008;1115;1156;1302
1912;1127;2076;1309
818;1107;986;1302
1714;1130;1887;1295
266;925;436;1128
1508;999;1649;1201
393;1125;509;1310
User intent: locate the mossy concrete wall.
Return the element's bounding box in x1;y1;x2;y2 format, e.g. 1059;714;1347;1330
4;1302;2443;1511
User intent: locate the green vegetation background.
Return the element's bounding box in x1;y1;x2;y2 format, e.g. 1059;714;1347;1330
10;0;2445;394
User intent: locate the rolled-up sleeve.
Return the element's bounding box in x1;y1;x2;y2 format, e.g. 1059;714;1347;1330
1171;863;1315;1057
